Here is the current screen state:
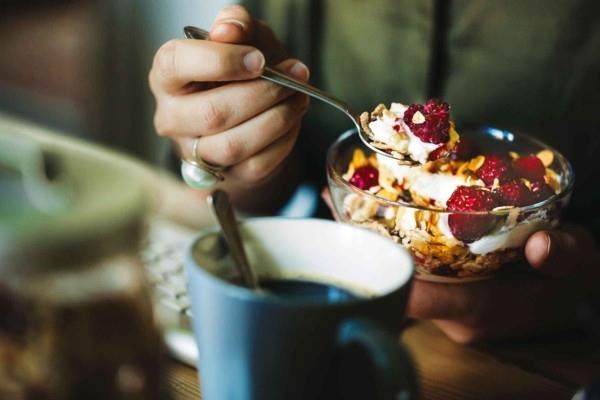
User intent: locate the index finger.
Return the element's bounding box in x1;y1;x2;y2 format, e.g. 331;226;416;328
149;38;265;94
210;4;257;44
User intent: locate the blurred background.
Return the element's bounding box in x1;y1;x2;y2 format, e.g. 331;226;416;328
0;0;230;166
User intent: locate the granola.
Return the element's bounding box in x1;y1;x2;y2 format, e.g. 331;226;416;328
339;146;564;279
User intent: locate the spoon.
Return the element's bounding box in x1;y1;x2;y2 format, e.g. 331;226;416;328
183;25;413;164
207;189;260;290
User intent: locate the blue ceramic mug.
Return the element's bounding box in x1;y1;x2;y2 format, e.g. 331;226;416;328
185;218;418;400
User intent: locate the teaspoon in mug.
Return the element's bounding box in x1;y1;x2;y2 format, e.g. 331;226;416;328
208;189;260;290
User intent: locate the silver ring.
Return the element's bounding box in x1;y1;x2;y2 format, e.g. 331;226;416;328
180;139;225;189
192;138;225;174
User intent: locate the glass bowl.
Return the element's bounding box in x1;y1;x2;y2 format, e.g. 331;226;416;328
326;127;574;282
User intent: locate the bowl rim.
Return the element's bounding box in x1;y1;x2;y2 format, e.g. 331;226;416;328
326;127;575;216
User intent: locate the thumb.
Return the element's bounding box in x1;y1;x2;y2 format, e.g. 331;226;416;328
210;5;257;44
525;225;594;277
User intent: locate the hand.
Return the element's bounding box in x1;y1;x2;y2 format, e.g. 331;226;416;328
149;5;310;185
411;224;599;343
321;187;600;343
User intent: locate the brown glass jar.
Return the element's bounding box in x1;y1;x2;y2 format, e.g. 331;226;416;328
0;135;166;400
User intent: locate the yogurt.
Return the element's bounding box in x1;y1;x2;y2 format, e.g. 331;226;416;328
368;103;439;164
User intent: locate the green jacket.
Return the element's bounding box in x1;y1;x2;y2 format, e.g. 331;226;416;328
246;0;600;234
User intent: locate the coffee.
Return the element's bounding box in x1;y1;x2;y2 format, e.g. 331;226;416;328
231;278;365;303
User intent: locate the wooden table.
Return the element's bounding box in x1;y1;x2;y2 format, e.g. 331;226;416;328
167;321;600;400
13;118;598;400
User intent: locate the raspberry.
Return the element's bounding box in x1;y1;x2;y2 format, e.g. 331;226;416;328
529;180;555;203
349;165;379;190
448;214;495;243
513;155;546;181
496;180;534;206
449;137;479;161
447;186;498;212
428;145;450;161
429;137;480;161
477;154;514;186
403;98;450;144
447;186;498;242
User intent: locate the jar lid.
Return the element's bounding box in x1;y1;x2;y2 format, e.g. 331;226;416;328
0;121;146;277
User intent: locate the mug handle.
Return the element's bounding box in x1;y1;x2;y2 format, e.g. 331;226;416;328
330;319;419;400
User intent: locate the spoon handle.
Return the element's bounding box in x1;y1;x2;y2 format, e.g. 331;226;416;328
261;66;354;116
208;189;259;289
183;26;357;121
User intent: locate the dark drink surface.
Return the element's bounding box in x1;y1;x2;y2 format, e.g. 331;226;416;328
259;278;363;303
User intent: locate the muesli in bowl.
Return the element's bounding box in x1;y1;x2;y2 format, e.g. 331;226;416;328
327;122;574;282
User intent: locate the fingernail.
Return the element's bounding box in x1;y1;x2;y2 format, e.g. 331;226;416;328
545;231;557;261
535;232;552;266
543;231;552;259
288;61;309;81
527;231;551;268
212;19;246;37
540;231;573;277
219;18;247;31
243;50;264;72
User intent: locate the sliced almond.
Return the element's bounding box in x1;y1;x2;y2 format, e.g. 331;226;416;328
377;189;399;201
383;206;396;221
424;161;436;173
368;154;379;166
429;211;439;225
359;112;373;137
507;207;520;227
492;205;515;212
545;169;561;192
537;150;554;167
347;196;379;222
372;103;387;116
412;111;426;124
414;210;423;224
508;151;519;160
456;162;469;176
467;155;485;171
382;109;397;120
390;150;405;159
351;149;367;168
448;122;460;148
378;168;398;192
395;130;409;141
342;165;355;181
